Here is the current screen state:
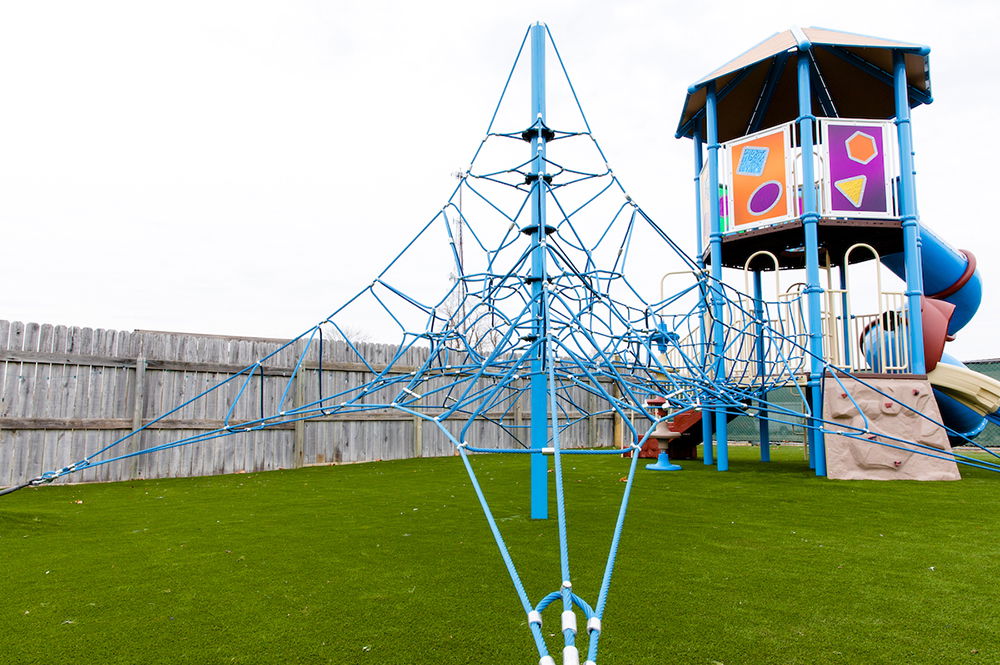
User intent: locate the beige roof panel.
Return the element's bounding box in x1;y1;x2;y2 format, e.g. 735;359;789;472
692;26;928;92
677;26;932;142
694;31;797;87
802;27;927;51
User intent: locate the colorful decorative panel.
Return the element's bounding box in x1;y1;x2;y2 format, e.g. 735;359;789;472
824;122;890;216
729;127;791;228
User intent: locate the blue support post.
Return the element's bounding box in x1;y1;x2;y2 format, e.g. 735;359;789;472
705;83;728;471
528;23;549;519
894;51;926;375
702;414;714;465
692;130;714;465
796;48;827;476
752;270;770;461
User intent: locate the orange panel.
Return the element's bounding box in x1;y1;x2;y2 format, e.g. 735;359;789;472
729;128;789;227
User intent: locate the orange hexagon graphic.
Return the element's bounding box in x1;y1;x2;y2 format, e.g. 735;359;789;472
845;131;878;165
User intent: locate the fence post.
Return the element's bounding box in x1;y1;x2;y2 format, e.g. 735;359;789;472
412;415;422;458
513;377;524;451
588;389;598;447
128;356;146;479
612;380;625;448
293;368;306;468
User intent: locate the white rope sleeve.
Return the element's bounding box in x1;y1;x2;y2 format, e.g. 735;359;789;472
561;610;577;633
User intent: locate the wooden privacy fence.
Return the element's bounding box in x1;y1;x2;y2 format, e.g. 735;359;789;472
0;321;615;486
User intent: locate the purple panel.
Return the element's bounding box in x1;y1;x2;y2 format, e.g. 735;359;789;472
827;124;888;214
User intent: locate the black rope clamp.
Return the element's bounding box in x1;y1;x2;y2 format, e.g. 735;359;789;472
521;126;555;142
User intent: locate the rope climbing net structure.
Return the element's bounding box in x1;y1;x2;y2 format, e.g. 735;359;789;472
5;23;1000;665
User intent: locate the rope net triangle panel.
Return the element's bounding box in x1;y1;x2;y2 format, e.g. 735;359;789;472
6;22;1000;665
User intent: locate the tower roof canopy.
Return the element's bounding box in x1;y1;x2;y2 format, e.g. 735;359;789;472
676;27;931;143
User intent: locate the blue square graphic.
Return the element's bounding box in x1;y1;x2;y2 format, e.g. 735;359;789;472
736;146;769;176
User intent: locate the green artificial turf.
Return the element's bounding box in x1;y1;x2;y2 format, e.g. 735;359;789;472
2;446;999;664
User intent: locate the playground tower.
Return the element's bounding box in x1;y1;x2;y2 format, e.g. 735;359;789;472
675;28;986;479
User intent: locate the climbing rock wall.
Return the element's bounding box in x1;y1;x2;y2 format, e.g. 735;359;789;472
823;375;961;481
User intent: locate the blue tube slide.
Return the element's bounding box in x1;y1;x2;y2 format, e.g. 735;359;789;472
881;226;982;334
880;227;987;442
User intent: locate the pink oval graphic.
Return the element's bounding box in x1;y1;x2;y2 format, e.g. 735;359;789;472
747;180;782;216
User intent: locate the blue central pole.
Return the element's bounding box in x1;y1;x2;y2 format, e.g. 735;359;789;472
796;45;827;477
528;23;550;520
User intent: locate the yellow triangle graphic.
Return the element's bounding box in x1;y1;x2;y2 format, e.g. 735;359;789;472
835;175;867;207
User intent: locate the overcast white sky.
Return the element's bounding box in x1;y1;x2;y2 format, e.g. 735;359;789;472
1;0;998;359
